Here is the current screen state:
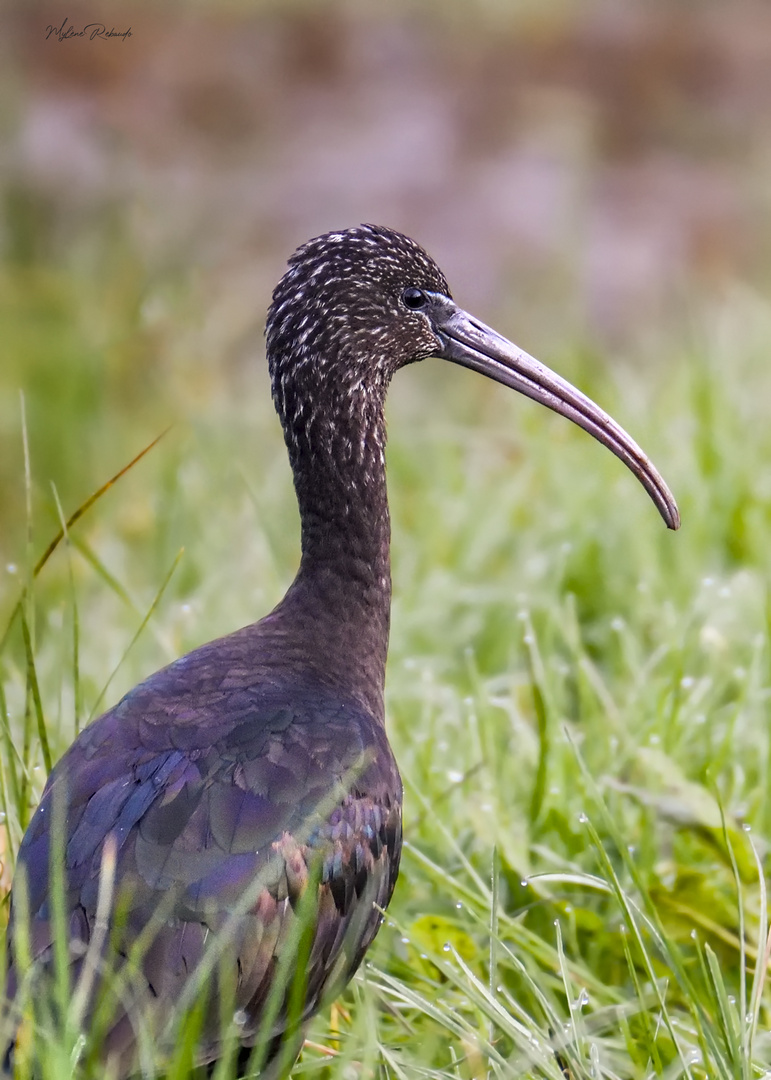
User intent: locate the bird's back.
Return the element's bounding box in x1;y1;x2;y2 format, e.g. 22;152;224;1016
5;620;402;1075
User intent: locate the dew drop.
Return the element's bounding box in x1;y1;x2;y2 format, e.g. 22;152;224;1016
233;1009;248;1027
442;943;451;953
455;902;463;910
6;564;17;575
578;812;588;823
742;823;752;833
401;936;410;945
520;879;529;888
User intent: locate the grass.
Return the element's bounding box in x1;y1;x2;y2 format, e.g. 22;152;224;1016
2;242;771;1078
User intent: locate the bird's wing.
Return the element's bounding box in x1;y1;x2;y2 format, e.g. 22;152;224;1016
6;674;401;1071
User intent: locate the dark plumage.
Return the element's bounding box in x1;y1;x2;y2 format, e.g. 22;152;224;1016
3;225;679;1077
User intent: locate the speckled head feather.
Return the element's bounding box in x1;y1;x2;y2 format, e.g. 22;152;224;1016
266;225;450;458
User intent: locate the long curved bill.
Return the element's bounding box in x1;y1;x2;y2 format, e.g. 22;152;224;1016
430;295;680;530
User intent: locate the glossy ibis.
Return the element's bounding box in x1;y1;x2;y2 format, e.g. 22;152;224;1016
3;225;679;1077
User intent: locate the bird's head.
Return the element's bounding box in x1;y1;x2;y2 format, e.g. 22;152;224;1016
266;224;679;529
266;224;450;400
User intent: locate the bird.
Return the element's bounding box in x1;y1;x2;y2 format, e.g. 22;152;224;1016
3;225;679;1077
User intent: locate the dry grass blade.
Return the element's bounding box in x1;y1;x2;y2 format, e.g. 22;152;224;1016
0;428;170;656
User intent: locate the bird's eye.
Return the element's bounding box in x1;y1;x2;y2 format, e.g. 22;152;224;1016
402;287;427;311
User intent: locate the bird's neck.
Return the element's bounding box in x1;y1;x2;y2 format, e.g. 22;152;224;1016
269;402;392;721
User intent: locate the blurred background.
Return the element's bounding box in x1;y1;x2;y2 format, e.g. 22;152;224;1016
1;0;770;626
